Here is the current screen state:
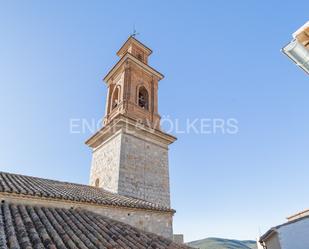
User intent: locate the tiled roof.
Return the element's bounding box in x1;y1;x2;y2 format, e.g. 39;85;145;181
0;172;173;212
0;201;189;249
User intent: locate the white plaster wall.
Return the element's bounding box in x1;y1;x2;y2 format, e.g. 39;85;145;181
265;234;281;249
256;238;266;249
279;218;309;249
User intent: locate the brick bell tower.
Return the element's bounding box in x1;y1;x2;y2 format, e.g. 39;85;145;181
86;36;176;207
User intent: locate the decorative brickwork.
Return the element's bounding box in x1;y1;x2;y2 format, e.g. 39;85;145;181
86;36;177;239
87;37;176;210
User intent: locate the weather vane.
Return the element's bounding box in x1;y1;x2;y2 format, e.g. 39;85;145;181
131;25;140;37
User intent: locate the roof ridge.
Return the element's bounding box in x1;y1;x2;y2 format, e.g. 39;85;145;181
0;170;95;188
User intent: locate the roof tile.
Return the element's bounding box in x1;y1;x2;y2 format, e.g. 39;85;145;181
0;202;189;249
0;172;173;212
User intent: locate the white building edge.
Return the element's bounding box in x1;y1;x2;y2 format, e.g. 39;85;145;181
282;21;309;74
259;210;309;249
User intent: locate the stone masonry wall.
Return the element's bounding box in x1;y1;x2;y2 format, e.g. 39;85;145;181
118;132;170;207
88;129;172;237
87;204;173;238
89;131;121;192
90;130;171;208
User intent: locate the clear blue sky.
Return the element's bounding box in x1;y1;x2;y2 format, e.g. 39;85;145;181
0;0;308;242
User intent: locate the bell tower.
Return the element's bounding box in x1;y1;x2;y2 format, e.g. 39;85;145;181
86;36;176;207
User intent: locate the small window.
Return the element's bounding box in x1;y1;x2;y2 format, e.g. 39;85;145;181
138;87;149;110
111;86;120;110
95;178;100;187
137;53;143;61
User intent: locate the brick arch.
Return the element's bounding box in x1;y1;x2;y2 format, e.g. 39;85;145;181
136;84;150;110
110;85;121;111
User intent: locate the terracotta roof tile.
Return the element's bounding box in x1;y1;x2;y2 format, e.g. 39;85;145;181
0;202;189;249
0;172;173;213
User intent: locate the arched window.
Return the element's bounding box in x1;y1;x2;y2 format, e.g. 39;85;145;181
138;86;149;110
137;53;143;61
95;178;100;187
111;86;120;110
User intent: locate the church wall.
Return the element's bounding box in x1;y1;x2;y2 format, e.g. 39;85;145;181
118;132;171;207
0;194;173;239
89;131;122;192
87;204;173;239
89;129;171;208
86;37;176;240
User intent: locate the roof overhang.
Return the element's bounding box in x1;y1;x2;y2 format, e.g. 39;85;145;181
259;228;278;243
103;53;164;83
282;39;309;75
117;36;153;57
85;114;176;149
0;192;175;214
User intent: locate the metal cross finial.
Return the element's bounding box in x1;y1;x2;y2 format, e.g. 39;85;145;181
131;25;140;38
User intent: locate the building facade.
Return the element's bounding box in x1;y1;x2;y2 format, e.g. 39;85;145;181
0;36;187;248
282;21;309;74
259;211;309;249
